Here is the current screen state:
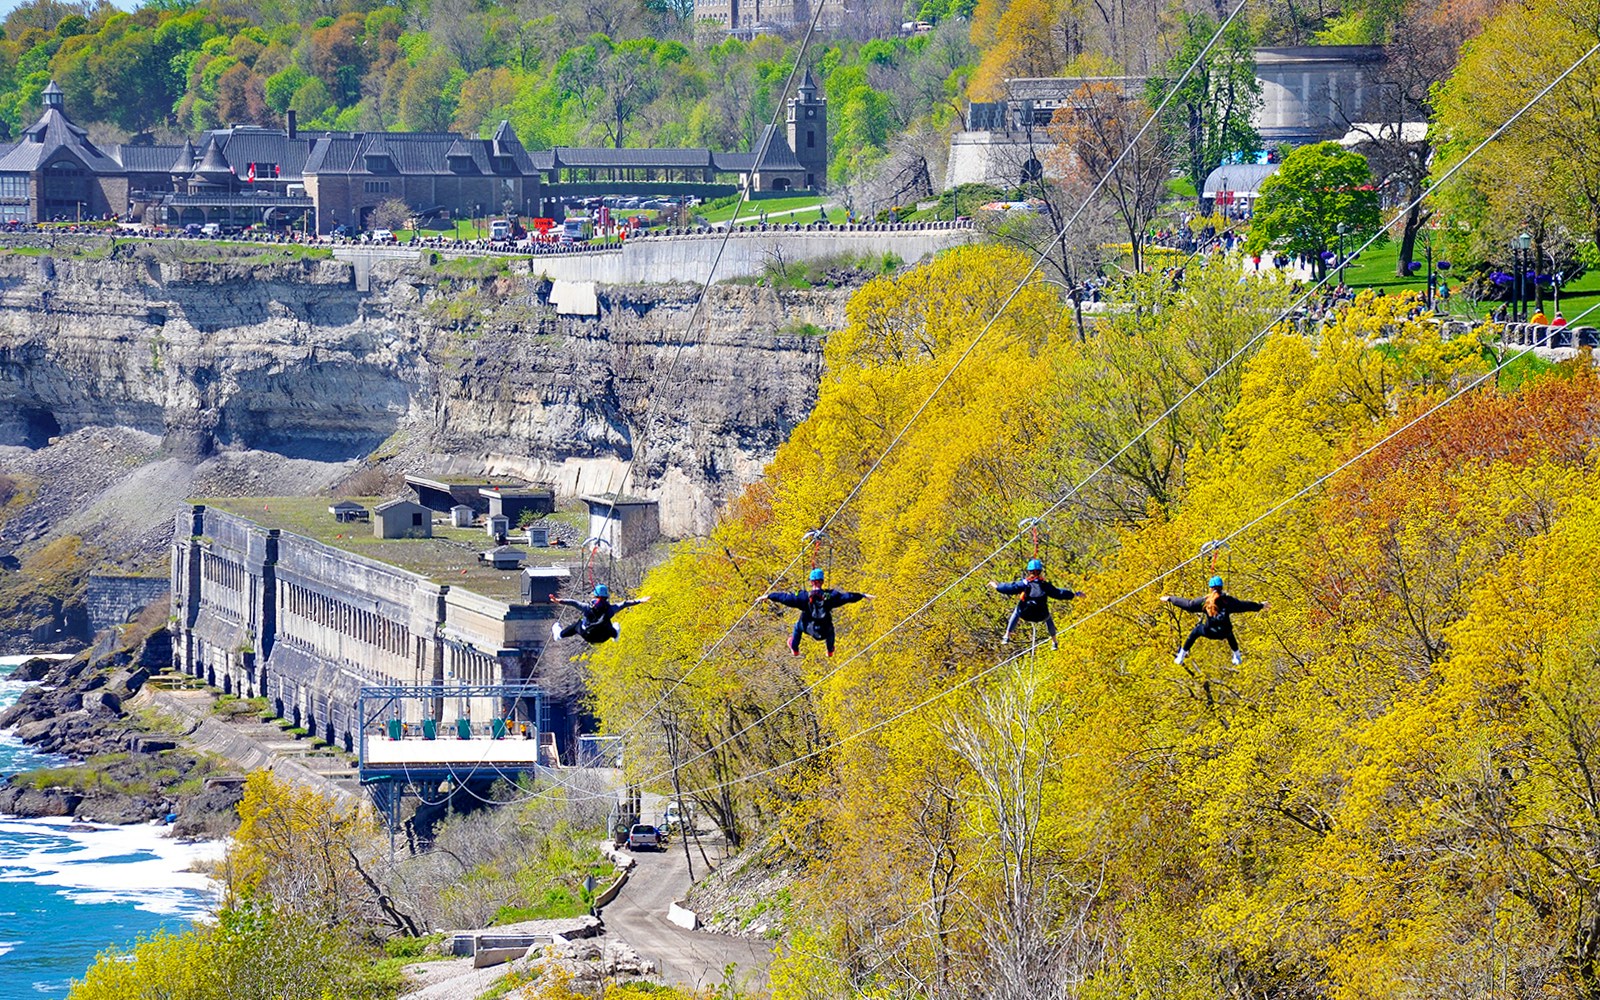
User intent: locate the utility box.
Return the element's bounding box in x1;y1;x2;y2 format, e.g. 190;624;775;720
450;505;475;528
580;493;660;559
521;565;571;605
479;546;527;570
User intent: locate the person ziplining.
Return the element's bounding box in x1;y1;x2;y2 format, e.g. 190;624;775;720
550;584;649;645
989;558;1082;649
762;568;873;657
1161;576;1267;666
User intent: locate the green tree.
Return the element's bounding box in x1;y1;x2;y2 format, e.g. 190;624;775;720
288;76;333;124
397;52;459;133
598;37;663;148
1147;12;1260;203
69;902;391;1000
1432;0;1600;269
262;64;306;114
1245;141;1380;280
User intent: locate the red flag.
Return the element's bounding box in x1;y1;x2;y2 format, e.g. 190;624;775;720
247;163;256;183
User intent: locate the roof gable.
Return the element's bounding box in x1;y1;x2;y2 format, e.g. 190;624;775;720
752;125;804;173
0;105;122;175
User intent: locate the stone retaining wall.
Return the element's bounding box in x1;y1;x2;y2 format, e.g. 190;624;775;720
86;574;169;633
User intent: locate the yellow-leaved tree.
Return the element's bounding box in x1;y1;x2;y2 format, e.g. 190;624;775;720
596;251;1600;998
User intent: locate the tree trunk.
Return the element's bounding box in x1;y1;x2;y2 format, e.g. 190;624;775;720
1535;237;1547;312
1396;201;1425;275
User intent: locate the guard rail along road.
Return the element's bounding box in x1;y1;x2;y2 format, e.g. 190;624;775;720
442;220;976;284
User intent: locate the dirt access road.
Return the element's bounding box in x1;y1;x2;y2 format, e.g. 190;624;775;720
604;834;775;993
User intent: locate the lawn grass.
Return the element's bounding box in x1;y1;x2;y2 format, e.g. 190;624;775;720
1335;239;1600;324
697;194;828;224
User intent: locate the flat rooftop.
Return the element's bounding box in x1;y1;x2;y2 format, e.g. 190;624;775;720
197;496;588;603
580;492;655;508
406;474;530;489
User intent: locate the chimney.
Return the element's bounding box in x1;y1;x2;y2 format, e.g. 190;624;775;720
286;109;297;141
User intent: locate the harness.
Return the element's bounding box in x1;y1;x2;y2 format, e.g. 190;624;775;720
802;590;834;637
1014;579;1051;621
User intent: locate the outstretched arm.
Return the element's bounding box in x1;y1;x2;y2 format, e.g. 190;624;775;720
764;591;806;610
613;597;651;612
549;596;587;611
1042;582;1080;600
1162;595;1205;613
1225;596;1267;614
827;590;871;607
992;580;1026;596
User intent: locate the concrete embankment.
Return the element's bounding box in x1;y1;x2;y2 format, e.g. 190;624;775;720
131;686;356;801
510;224;974;283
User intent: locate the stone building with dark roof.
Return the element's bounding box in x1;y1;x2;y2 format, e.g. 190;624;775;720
0;81;129;223
301;121;544;234
0;78;828;231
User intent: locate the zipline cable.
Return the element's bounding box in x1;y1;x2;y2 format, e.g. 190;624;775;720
657;326;1579;806
416;3;839;809
575;0;834;570
463;29;1600;813
636;38;1600;788
602;0;1255;746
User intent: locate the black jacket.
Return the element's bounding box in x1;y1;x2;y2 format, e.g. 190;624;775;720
557;597;643;636
767;588;866;634
1169;593;1264;635
995;578;1077;622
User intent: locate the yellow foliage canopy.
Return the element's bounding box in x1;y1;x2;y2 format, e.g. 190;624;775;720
592;239;1600;997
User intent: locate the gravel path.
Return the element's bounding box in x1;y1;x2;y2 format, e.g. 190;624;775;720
398;958;509;1000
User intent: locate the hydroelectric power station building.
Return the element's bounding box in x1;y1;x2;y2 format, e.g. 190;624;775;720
169;496;578;758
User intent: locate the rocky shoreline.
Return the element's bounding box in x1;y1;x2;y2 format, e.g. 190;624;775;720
1;622;243;837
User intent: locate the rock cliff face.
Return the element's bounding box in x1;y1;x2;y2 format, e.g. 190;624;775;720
0;246;844;535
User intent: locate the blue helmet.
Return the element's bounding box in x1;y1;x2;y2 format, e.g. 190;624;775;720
1208;576;1224;589
809;568;825;583
594;584;610;598
1026;558;1044;572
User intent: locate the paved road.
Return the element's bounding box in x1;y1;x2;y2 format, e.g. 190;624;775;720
603;829;775;993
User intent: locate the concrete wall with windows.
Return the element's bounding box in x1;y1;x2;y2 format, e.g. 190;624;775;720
172;504;552;754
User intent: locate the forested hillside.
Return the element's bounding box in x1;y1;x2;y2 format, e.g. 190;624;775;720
592;244;1600;996
0;0;973;188
0;0;1483;198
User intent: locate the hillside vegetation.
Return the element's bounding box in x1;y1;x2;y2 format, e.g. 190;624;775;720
0;0;973;189
591;244;1600;997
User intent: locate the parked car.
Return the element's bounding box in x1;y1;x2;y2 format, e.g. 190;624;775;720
627;823;662;851
370;228;395;242
199;222;221;237
664;800;694;832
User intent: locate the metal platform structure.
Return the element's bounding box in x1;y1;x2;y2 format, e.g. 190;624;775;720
357;683;548;848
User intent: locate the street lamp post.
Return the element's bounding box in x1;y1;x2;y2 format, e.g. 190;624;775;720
1422;230;1435;309
1508;239;1520;322
1517;231;1533;321
1337;223;1348;287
